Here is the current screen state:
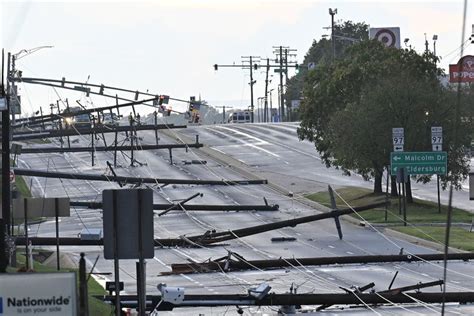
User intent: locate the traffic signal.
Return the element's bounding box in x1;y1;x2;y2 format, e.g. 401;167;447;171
157;95;170;105
214;64;218;71
254;64;258;70
99;84;104;95
189;96;195;112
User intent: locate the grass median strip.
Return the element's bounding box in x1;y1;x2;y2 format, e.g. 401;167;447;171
306;186;474;251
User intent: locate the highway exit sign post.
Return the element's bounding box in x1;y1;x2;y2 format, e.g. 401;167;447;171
391;152;447;175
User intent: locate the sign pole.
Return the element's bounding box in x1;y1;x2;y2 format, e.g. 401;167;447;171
112;190;121;316
385;166;389;222
24;198;29;269
55;198;60;270
137;191;146;316
401;168;407;226
437;175;441;213
398;182;402;215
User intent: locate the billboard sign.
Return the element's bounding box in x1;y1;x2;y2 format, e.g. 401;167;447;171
0;273;77;315
449;55;474;83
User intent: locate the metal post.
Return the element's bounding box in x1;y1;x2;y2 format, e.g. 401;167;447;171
79;252;89;316
279;46;284;122
437;175;441;213
249;56;254;123
112;191;121;316
385;166;389;222
402;168;407;226
398;182;402;215
269;89;273;122
0;50;10;273
91;117;95;166
168;148;173;165
330;9;337;61
284;49;289;121
222;106;226;124
55;198;60;270
24;198;29;269
154;111;159;145
130;119;134;167
136;191;146;316
264;58;269;123
56;101;64;148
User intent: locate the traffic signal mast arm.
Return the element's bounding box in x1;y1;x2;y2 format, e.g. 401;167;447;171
214;64;299;70
10;76;191;110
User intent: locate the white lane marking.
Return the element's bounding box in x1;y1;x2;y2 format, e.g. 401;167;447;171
211;147;226;154
346;251;354;255
328;245;335;249
231;125;322;160
210;126;280;158
153;257;172;271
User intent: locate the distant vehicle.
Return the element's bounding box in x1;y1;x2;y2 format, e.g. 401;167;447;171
101;112;120;126
63;106;91;129
228;110;251;123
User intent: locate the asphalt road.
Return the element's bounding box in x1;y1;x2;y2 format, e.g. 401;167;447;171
16;121;474;315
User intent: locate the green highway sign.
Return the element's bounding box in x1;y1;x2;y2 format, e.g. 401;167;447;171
390;152;447;175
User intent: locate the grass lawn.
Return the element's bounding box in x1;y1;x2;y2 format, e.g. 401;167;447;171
306;186;474;251
15;175;32;198
393;226;474;252
8;251;113;315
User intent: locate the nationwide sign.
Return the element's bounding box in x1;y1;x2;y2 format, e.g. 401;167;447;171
391;152;447;175
0;273;77;315
449;55;474;83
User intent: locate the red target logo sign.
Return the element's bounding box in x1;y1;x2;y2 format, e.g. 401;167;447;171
369;27;401;49
375;29;396;47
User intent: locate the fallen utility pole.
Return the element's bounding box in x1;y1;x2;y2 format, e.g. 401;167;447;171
11;96;157;126
12;124;185;141
98;291;474;311
16;202;385;248
165;252;474;275
70;201;279;212
11;76;192;107
177;201;387;245
20;143;202;154
13;168;267;186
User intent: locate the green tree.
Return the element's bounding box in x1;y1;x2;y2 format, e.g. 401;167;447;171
297;40;471;194
286;21;369;119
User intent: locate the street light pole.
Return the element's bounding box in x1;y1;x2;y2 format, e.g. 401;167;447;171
269;89;274;123
329;8;338;61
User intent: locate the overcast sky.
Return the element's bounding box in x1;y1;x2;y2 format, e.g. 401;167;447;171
1;0;473;116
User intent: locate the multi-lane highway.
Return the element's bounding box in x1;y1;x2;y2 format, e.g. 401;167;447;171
17;121;474;315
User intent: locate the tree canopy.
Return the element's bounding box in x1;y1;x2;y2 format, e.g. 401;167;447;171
297;39;472;193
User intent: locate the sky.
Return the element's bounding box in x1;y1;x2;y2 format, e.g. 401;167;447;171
1;0;473;117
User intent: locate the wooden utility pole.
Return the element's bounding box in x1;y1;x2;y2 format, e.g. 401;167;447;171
264;58;269;122
0;49;9;272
